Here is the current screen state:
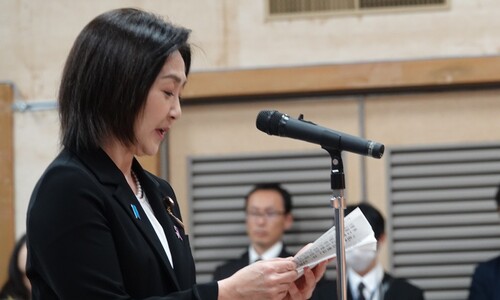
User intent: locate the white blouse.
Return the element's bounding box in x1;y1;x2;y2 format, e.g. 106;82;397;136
137;193;174;268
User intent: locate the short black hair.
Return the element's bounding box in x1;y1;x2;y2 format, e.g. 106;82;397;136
244;183;293;214
345;203;385;241
59;8;191;153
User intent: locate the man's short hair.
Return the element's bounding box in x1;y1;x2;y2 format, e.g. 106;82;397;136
346;202;385;241
244;183;292;214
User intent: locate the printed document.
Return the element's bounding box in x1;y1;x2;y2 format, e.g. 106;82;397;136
293;207;377;275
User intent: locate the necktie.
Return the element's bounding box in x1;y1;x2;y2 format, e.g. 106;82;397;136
358;282;366;300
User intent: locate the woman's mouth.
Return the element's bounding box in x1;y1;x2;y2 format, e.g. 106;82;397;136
157;128;166;138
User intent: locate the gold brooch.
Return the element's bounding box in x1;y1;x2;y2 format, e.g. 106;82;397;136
163;196;184;229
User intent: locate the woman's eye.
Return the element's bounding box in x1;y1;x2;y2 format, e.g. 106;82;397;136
163;91;174;97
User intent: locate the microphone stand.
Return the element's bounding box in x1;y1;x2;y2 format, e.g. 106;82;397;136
323;147;347;300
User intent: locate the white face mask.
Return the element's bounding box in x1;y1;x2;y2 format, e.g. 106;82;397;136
345;248;377;274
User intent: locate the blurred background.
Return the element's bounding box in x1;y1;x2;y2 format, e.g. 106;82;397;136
1;1;500;299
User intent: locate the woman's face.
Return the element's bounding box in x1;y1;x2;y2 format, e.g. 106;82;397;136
133;50;186;156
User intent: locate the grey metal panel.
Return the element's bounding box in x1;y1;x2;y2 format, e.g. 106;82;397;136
192;223;247;235
195;249;247;260
191;153;329;173
192;181;332;198
385;146;396;272
294;194;336;205
194;211;246;223
289;207;335;218
286;220;334;231
393;251;499;265
393;238;500;252
392;212;499;227
283;182;332;194
192;185;256;198
286;232;328;243
392;187;497;202
192;170;329;185
188;151;335;283
390;148;500;164
193;198;245;210
392;200;496;214
392;174;500;190
393;225;500;239
411;277;471;289
388;143;500;300
193;236;249;247
394;264;476;277
392;161;500;177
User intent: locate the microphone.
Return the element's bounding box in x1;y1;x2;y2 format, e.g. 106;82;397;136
256;110;384;159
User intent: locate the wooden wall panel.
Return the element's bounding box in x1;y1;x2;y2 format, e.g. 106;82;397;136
0;83;15;285
183;56;500;101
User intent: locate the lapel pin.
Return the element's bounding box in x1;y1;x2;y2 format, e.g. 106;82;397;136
174;225;183;241
163;196;184;229
130;204;141;220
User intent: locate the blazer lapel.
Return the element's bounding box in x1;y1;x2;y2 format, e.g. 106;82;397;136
77;149;181;290
115;183;181;288
132;161;193;289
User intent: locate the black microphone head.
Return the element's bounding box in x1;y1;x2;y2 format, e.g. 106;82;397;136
370;142;385;159
256;110;284;135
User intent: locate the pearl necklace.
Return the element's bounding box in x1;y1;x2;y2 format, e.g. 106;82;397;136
131;171;143;199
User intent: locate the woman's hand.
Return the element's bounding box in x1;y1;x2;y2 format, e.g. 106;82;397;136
218;257;330;300
218;258;297;300
284;259;329;300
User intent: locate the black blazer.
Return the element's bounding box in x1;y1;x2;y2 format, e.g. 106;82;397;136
330;273;425;300
26;148;218;300
468;256;500;300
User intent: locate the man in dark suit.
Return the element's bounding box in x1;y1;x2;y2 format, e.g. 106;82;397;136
213;183;295;279
212;183;335;299
467;185;500;300
332;203;425;300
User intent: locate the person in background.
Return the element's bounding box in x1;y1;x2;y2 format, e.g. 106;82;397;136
213;183;335;299
332;203;424;300
467;184;500;300
0;233;31;300
26;8;327;300
213;183;295;279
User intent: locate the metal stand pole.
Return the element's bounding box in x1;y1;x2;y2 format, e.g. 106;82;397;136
324;148;347;300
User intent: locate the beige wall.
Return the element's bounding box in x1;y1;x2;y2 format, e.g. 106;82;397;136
3;1;500;100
